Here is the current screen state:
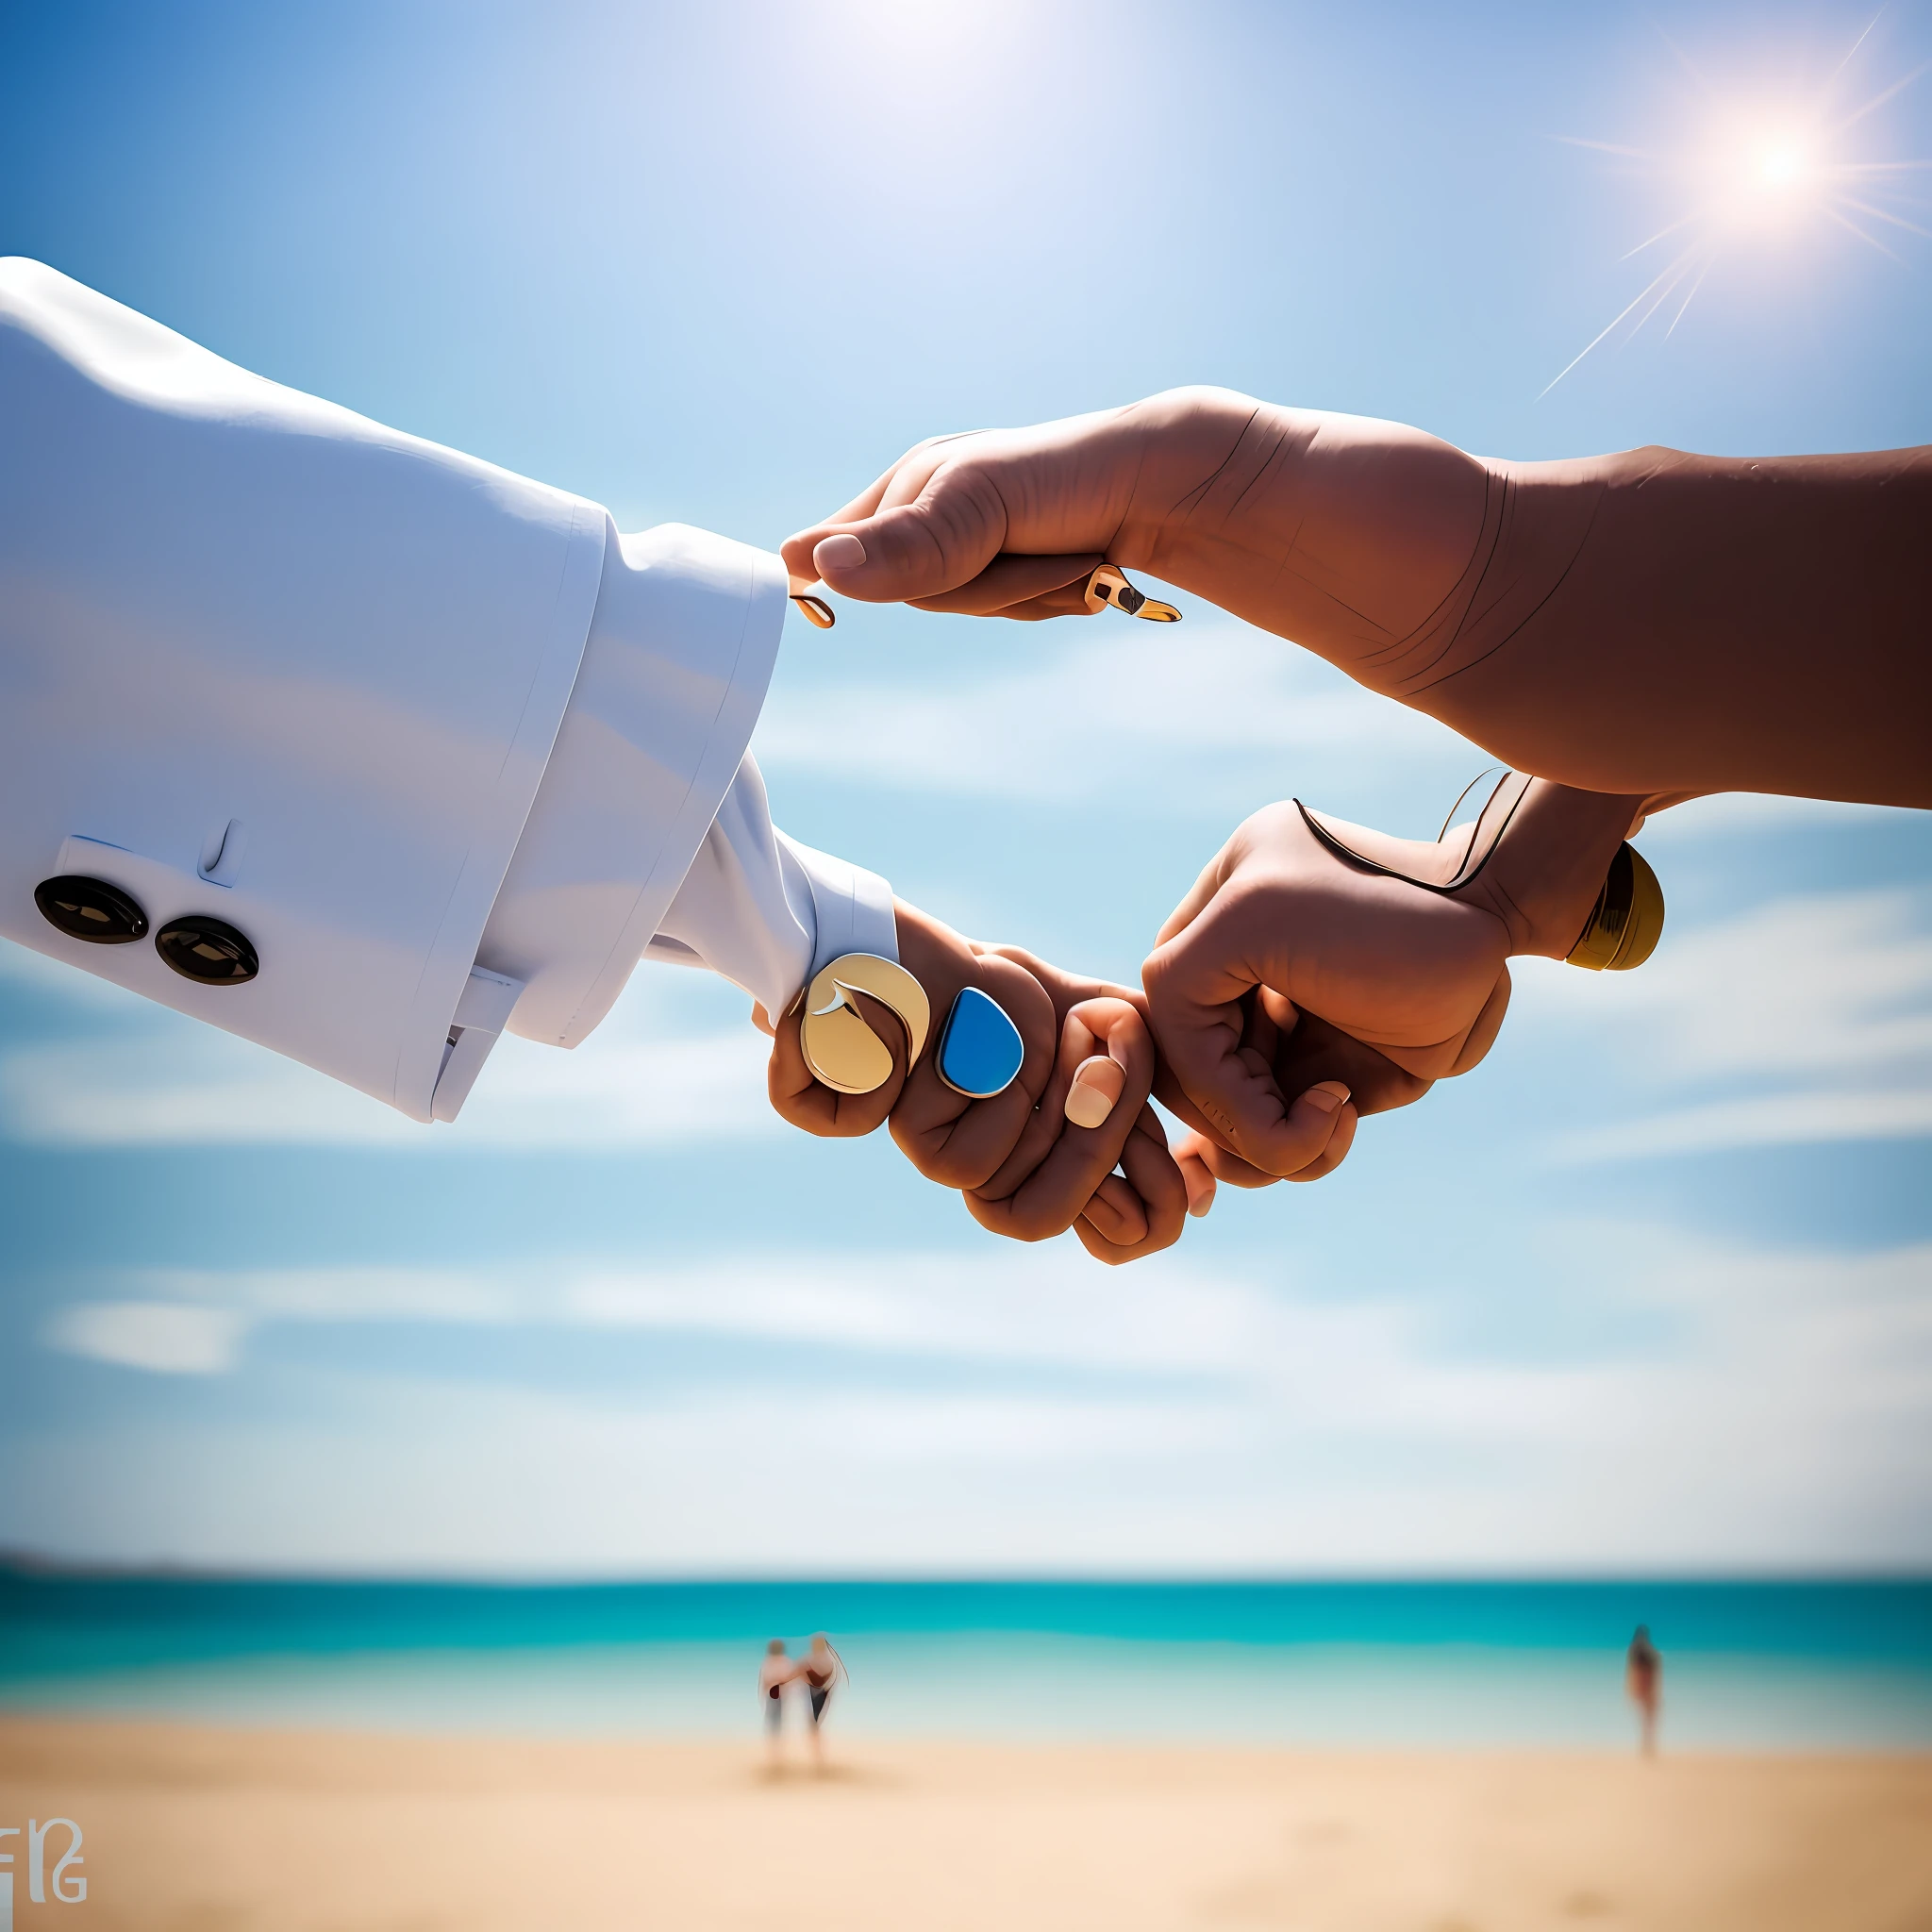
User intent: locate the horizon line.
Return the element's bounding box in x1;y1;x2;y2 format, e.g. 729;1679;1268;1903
6;1555;1929;1590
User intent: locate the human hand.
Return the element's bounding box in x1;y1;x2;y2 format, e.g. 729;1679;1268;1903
765;903;1190;1264
1143;780;1645;1184
969;944;1204;1265
785;393;1924;813
778;389;1491;663
780;403;1156;621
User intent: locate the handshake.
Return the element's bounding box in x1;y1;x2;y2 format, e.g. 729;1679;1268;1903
758;768;1661;1266
741;386;1741;1264
4;270;1908;1182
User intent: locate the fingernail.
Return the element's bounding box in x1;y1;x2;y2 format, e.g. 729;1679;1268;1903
814;533;867;576
1064;1055;1125;1129
1302;1081;1351;1115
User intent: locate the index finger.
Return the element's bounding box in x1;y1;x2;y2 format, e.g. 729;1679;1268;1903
1155;844;1235;949
906;551;1104;616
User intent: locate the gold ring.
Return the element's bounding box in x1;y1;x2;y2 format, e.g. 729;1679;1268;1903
799;954;931;1094
1566;843;1665;971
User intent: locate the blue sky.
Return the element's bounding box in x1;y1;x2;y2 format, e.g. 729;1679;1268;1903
2;0;1928;1576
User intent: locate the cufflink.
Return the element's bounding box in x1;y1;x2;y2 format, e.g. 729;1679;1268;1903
935;986;1025;1099
1084;564;1180;624
800;954;931;1094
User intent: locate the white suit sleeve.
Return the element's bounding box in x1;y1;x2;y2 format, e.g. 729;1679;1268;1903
0;257;893;1124
470;537;899;1077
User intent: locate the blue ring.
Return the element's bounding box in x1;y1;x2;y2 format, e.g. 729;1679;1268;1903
936;986;1025;1099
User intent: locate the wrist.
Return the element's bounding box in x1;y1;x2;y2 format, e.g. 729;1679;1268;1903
1457;779;1648;958
1113;388;1271;576
1127;392;1496;665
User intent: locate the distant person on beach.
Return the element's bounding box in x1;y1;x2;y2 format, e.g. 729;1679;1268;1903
1626;1626;1661;1756
798;1633;845;1770
758;1638;791;1768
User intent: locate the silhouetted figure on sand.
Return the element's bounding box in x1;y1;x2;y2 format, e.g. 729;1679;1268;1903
1625;1625;1661;1757
797;1633;846;1771
758;1638;791;1768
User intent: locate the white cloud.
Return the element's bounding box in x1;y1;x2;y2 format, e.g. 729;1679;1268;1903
1575;889;1932;1079
18;1229;1932;1571
43;1301;251;1375
459;1024;778;1145
1553;1088;1932;1162
0;1028;424;1146
1635;792;1901;841
65;1249;1578;1443
0;971;779;1149
1514;886;1932;1158
755;620;1479;807
134;1266;524;1324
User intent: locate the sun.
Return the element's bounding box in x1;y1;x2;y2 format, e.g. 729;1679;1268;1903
1753;138;1811;190
1699;120;1825;229
1543;22;1929;392
1716;124;1824;228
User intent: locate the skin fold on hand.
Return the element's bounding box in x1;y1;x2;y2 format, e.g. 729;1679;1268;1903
765;905;1190;1264
784;390;1932;808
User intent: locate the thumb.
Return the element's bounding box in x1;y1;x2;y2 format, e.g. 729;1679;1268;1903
789;480;1008;608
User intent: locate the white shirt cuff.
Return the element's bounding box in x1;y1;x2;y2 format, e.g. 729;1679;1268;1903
644;755;896;1019
776;831;899;983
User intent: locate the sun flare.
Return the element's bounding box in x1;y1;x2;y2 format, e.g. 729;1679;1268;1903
1544;23;1929;392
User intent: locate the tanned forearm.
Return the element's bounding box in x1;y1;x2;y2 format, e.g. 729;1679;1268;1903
1131;392;1932;808
1430;445;1932;806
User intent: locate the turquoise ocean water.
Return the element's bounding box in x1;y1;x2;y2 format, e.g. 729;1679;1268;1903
3;1573;1928;1750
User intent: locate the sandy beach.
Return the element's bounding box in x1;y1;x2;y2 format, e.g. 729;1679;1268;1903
3;1716;1929;1930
